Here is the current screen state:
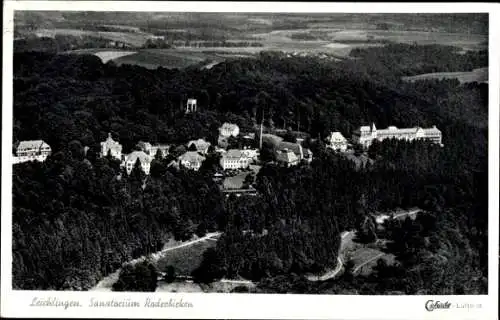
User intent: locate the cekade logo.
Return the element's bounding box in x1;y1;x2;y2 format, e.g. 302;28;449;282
425;300;452;312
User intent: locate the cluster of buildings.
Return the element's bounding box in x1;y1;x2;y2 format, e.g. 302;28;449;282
100;133;170;175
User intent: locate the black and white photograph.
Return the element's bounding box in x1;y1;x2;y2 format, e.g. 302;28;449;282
1;1;499;319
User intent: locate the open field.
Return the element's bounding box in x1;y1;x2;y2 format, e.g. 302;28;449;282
155;239;216;275
402;67;488;84
93;51;137;63
34;28;152;47
349;247;397;277
113;49;223;69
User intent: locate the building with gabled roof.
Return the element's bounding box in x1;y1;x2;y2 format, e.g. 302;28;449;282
276;148;299;167
100;132;123;160
122;151;152;175
326;131;348;152
277;141;304;161
13;140;52;163
178;151;206;171
187;138;211;154
220;149;251;170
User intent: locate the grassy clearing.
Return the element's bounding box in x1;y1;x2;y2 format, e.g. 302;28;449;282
155;239;216;275
348;247;396;277
112;49;220;69
402;67;487;84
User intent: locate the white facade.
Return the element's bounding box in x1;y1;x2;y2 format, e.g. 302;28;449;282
185;98;197;113
100;133;123;160
178;151;206;171
122;151;152;175
353;123;443;148
220;149;251;170
219;122;240;138
241;148;259;161
13;140;52;164
150;145;170;158
326;132;348;152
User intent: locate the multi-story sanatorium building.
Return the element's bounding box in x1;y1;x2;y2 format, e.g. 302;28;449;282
353;123;443;148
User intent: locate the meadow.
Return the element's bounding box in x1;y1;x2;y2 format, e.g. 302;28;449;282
155;239;217;276
402;67;488;84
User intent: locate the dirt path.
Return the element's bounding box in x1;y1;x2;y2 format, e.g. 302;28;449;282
352;252;385;274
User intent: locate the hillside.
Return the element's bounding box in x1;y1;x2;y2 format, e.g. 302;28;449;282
12;43;488;293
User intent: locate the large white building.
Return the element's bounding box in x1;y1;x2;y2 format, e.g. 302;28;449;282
353;123;443;148
122;151;152;175
326;132;348;152
13;140;52;163
220;149;251;170
100;133;123;160
219;122;240;138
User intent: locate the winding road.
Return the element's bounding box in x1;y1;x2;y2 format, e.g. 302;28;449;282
306;231;353;282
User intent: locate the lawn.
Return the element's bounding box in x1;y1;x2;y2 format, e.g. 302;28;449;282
112;49;221;69
154;239;217;276
402;67;488;84
348;247;396;277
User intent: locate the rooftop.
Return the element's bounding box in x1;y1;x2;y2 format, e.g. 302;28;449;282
17;140;50;150
328;132;347;141
125;151;152;164
276;150;299;163
179;151;206;163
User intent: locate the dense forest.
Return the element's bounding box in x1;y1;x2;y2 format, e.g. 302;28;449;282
12;43;488;293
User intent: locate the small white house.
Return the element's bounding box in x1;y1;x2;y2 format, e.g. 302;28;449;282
178;151;206;171
187;139;211;154
219;122;240;138
326;132;348;152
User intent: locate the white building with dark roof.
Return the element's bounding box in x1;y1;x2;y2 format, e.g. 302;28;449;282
220;149;251;170
122;151;152;175
353;123;443;148
100;133;123;160
14;140;52;163
276;148;299;167
277;141;304;161
326;131;348;152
